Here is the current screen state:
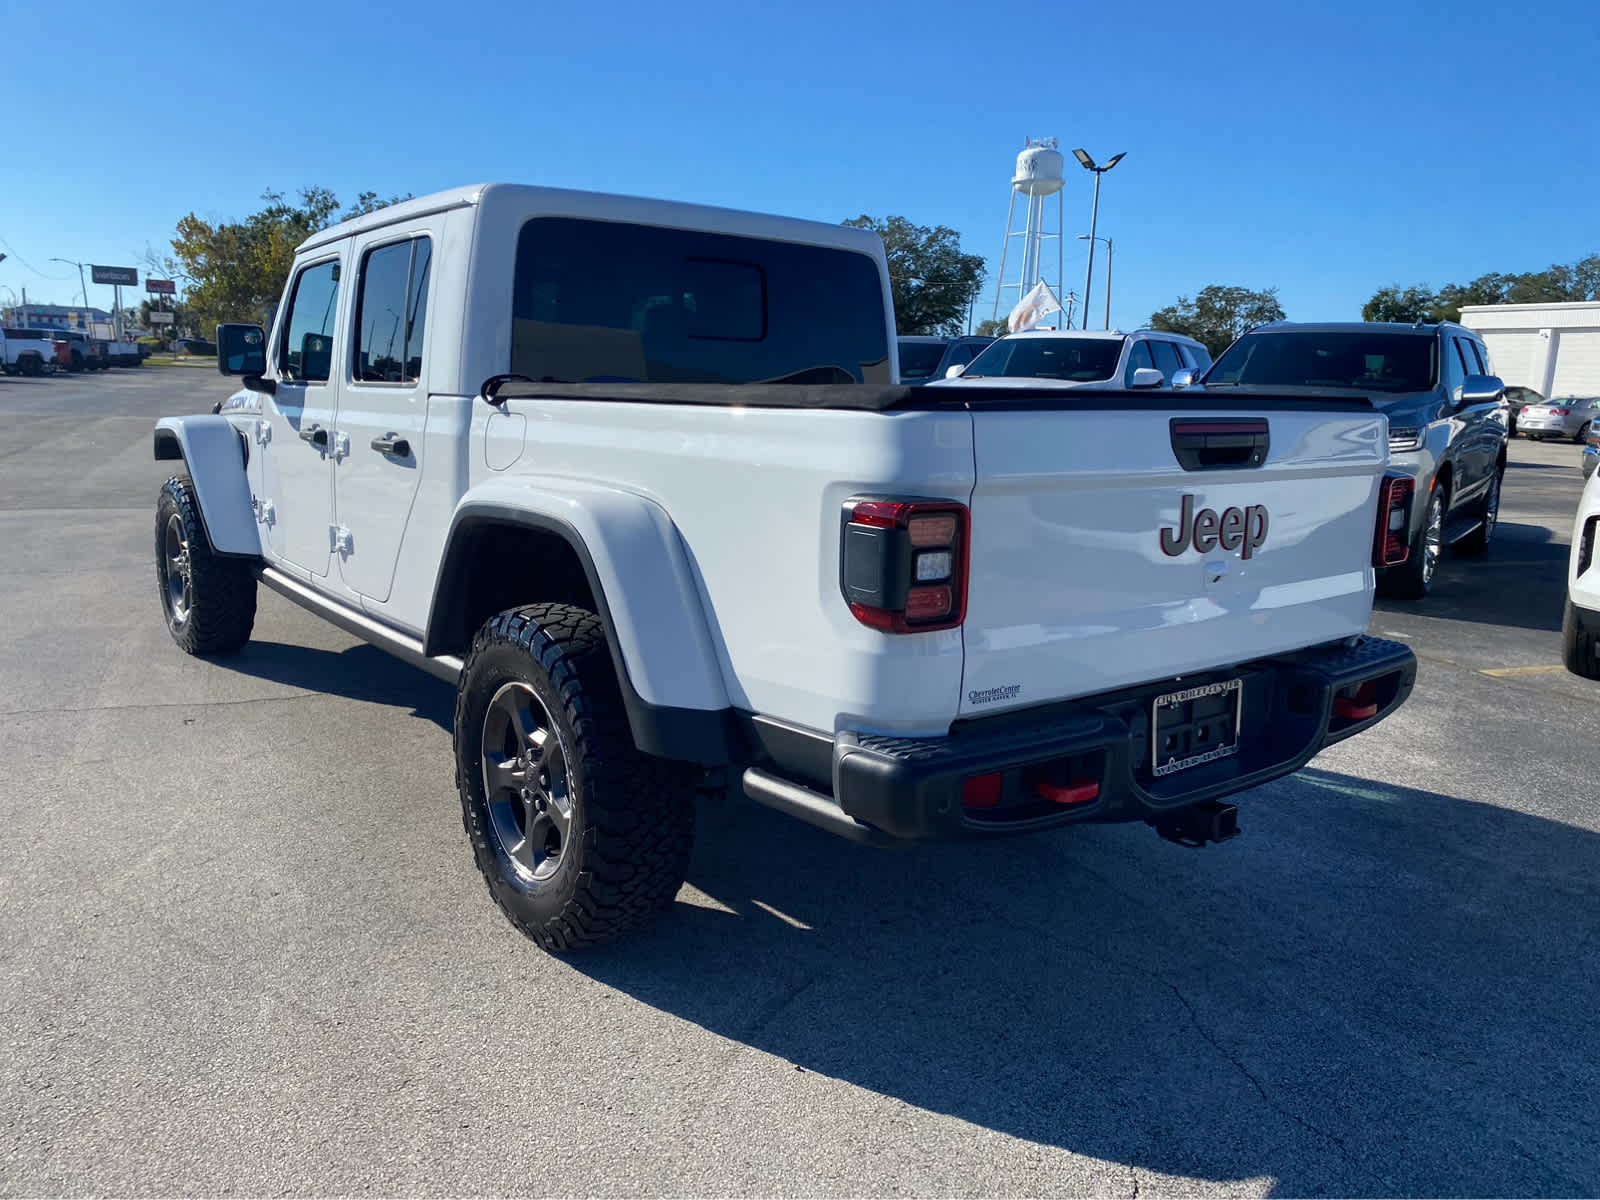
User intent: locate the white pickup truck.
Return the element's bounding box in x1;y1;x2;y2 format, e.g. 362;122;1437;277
151;183;1417;951
1;327;56;375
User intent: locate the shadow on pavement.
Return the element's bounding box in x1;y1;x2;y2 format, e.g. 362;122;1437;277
566;770;1600;1196
223;639;454;730
1377;522;1568;633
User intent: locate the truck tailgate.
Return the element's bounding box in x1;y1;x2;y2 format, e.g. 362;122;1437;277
959;402;1388;718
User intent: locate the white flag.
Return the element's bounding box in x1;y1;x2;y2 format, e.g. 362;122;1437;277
1008;280;1063;333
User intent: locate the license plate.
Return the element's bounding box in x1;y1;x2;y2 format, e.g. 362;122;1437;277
1152;679;1243;777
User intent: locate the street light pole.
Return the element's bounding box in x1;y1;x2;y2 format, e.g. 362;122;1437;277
50;258;89;312
1077;234;1115;329
1071;149;1125;330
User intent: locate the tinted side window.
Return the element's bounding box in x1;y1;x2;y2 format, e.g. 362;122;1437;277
1123;340;1155;387
1462;338;1486;374
511;217;889;384
1149;339;1182;380
1182;342;1213;371
405;239;431;380
354;237;432;384
279;259;340;382
1440;336;1467;399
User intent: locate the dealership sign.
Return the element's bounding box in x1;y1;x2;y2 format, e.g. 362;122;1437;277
148;310;176;325
146;278;176;295
91;264;138;286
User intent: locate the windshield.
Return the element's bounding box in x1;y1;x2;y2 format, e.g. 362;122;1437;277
897;340;948;380
965;337;1123;382
1209;331;1437;393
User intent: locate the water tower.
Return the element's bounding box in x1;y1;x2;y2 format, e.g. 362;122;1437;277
991;138;1069;326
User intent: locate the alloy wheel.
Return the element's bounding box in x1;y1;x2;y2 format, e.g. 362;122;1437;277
1421;491;1444;587
163;513;191;627
481;681;573;885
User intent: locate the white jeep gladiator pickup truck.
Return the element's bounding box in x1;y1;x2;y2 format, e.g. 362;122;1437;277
152;183;1417;951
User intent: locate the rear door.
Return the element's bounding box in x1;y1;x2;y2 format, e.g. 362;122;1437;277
958;400;1387;717
1449;335;1497;504
333;231;433;603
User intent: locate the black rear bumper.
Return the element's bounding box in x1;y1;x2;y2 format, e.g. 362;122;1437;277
742;636;1416;843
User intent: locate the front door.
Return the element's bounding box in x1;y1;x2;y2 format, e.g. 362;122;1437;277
259;256;342;579
333;234;432;603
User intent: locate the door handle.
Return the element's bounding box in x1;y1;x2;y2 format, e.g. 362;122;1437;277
370;433;411;457
298;423;328;447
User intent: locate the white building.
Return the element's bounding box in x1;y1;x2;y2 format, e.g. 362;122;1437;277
1459;301;1600;398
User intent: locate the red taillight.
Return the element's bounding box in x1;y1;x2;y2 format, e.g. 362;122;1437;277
962;773;1003;809
841;497;969;633
850;500;907;529
1373;474;1414;567
1551;408;1571;416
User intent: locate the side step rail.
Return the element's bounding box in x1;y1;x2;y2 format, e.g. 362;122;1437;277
257;566;464;685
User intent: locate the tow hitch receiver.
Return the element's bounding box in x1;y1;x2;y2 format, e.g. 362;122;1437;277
1152;800;1241;848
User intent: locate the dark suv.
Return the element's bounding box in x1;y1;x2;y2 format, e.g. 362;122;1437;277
896;335;995;385
1197;321;1507;599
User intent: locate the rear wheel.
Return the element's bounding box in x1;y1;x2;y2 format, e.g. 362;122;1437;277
1563;598;1600;680
154;476;257;655
454;603;697;951
1380;484;1446;600
1456;464;1501;556
1577;421;1593;445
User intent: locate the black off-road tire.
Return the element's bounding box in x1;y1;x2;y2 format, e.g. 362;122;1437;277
1456;465;1502;557
454;603;696;952
155;475;257;655
1564;598;1600;680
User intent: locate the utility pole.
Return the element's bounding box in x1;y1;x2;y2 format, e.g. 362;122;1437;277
50;259;90;319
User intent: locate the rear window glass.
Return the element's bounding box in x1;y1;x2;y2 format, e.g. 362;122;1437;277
965;336;1122;382
1209;331;1437;393
511;217;889;384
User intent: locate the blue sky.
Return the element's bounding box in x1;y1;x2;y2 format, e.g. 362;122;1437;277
2;0;1596;331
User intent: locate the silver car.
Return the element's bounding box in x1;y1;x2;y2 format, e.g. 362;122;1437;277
1519;395;1600;442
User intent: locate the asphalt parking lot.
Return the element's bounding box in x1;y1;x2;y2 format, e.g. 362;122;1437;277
3;368;1598;1197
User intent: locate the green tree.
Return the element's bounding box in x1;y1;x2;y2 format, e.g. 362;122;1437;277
1362;284;1437;324
165;188;411;334
843;215;985;335
1149;284;1285;358
974;318;1008;338
1366;255;1600;322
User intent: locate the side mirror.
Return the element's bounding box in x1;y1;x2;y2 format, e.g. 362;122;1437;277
1170;368;1199;389
1129;367;1165;390
944;363;966;379
1461;373;1505;405
217;323;266;376
299;332;334;382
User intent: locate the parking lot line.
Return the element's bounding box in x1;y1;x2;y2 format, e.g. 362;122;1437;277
1479;664;1568;677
